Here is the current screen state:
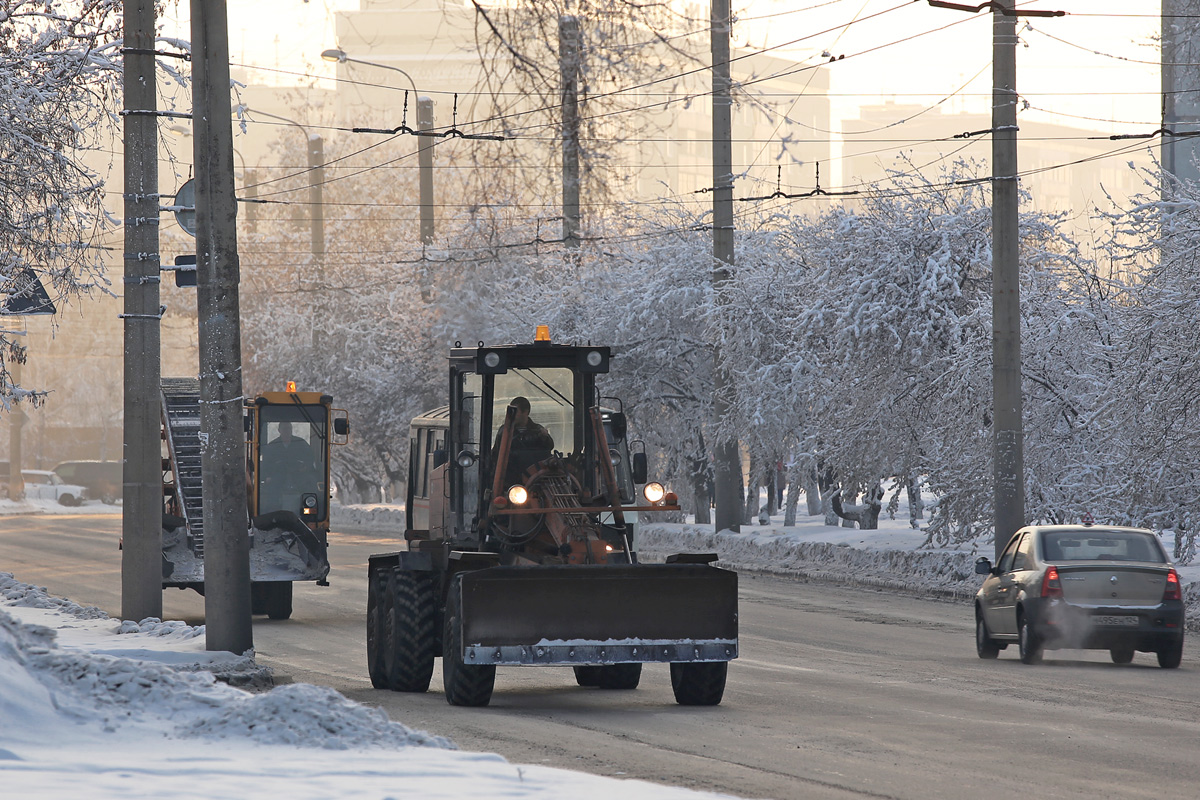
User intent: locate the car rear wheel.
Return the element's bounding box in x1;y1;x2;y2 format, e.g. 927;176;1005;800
58;494;78;507
1109;647;1135;665
1018;613;1043;665
975;610;1000;659
1157;637;1184;669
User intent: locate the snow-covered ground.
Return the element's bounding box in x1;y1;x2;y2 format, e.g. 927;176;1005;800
0;574;736;799
0;496;121;515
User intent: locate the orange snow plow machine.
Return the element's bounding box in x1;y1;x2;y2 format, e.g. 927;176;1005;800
367;329;738;706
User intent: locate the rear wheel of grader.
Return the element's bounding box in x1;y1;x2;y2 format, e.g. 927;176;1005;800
383;567;437;692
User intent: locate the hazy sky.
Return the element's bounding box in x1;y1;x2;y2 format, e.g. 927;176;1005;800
161;0;1160;136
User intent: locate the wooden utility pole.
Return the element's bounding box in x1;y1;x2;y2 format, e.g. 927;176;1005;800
991;1;1024;559
711;0;741;533
121;0;164;622
192;0;252;653
560;14;581;248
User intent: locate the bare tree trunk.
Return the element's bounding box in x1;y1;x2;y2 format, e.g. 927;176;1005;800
822;491;838;526
907;475;924;524
743;452;759;525
691;454;711;526
783;460;803;526
832;483;884;530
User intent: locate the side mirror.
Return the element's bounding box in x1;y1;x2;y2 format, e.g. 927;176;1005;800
631;452;647;485
334;417;350;436
974;556;994;576
609;412;627;442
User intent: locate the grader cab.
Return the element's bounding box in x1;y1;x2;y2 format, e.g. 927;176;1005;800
367;330;738;706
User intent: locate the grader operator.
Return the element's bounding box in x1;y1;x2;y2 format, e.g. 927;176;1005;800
366;329;738;706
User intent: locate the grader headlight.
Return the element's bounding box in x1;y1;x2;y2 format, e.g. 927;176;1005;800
643;482;665;504
507;485;530;506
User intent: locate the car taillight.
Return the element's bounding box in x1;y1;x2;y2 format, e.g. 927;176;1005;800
1163;569;1182;602
1041;566;1064;599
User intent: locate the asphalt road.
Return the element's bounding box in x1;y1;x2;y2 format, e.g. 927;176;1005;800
2;512;1198;799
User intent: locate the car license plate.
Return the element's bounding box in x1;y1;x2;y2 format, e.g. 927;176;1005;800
1093;615;1139;627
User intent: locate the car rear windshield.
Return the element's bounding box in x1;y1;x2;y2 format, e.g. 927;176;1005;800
1041;530;1166;563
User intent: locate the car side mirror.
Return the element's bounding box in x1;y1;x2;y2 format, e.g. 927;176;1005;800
974;556;994;576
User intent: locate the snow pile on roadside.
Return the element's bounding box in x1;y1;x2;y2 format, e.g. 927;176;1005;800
0;573;451;746
330;501;405;531
0;496;120;516
638;523;983;599
0;573;737;799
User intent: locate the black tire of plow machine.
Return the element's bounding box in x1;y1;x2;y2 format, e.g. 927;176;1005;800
442;573;496;707
383;567;437;692
670;661;727;706
596;663;642;690
366;566;389;689
265;581;293;621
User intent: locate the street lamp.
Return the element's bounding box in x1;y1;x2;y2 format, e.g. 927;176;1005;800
322;47;435;244
321;48;418;97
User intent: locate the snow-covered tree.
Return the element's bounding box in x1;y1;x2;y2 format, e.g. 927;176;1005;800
0;0;122;407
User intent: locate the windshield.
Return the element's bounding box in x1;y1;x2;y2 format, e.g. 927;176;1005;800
490;368;576;458
1042;530;1166;563
258;404;327;519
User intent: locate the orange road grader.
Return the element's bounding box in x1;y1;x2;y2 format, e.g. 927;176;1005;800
366;330;738;706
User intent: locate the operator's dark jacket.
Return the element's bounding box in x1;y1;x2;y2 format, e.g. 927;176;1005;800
493;421;554;486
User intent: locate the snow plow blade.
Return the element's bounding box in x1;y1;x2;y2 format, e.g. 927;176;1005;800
455;562;738;666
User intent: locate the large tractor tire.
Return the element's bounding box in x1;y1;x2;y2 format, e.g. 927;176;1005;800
670;661;727;706
365;566;389;689
573;666;601;687
596;664;642;690
442;574;496;706
250;583;269;616
383;567;437;692
256;581;292;620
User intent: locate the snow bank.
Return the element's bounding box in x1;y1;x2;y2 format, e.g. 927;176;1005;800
0;573;737;799
638;523;982;599
330;501;405;531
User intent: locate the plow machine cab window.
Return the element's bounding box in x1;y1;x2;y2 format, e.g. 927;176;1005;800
489;368;577;488
258;406;328;520
452;373;483;537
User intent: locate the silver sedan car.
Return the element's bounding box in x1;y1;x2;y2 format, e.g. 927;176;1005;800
975;524;1185;668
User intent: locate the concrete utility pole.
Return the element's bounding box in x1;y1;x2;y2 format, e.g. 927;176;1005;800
192;0;252;654
1162;1;1200;190
559;15;581;248
121;0;164;622
418;97;436;244
991;0;1024;560
710;0;741;534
